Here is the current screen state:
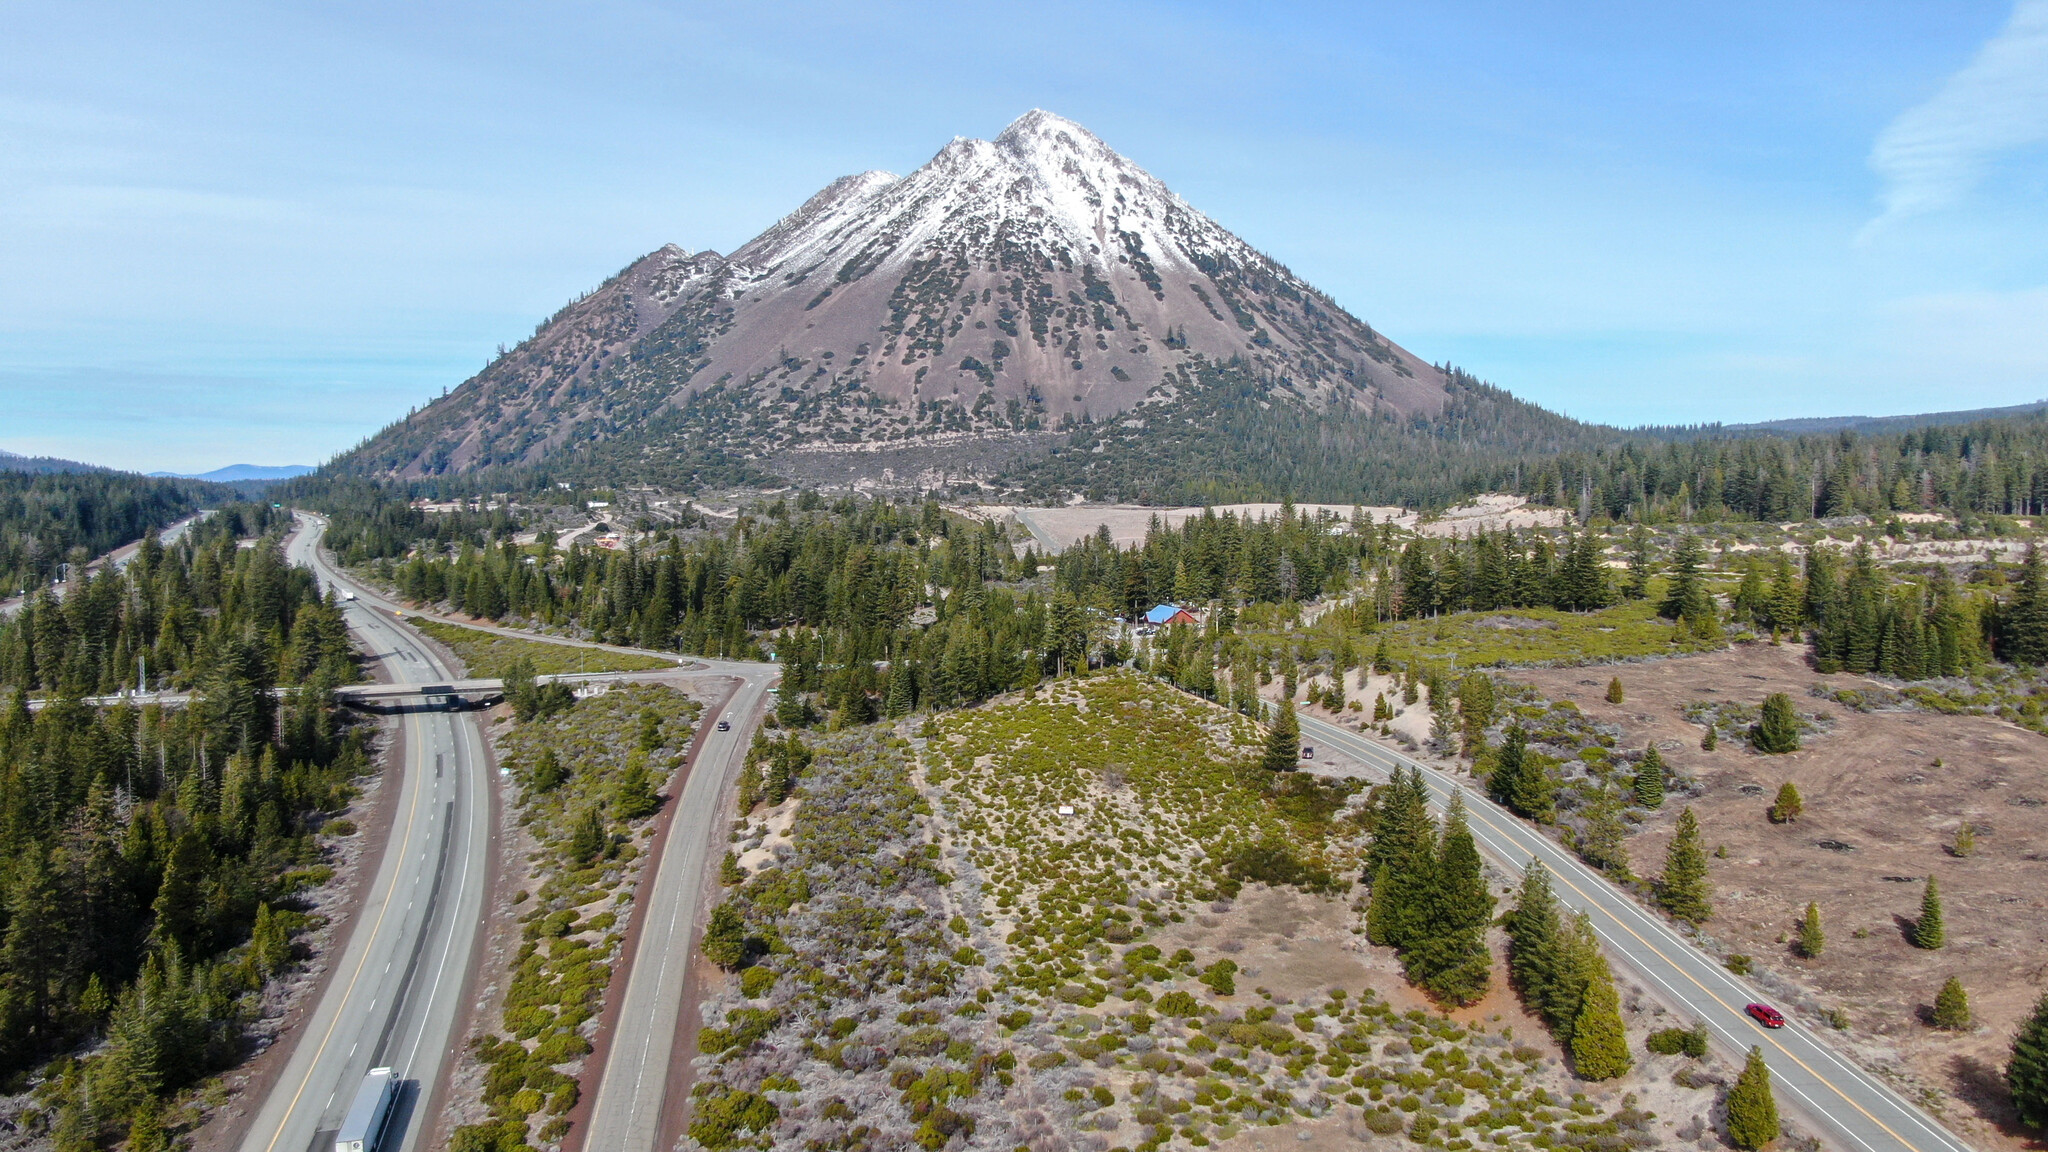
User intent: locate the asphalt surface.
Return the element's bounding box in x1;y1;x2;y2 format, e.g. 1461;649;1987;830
580;664;775;1152
1296;713;1976;1152
289;536;779;1152
239;517;492;1152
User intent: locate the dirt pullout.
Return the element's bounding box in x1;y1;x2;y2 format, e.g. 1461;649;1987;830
1506;642;2048;1152
1153;883;1745;1152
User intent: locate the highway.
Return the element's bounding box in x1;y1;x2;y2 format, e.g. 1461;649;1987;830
580;663;775;1152
273;520;779;1152
239;516;492;1152
1296;712;1976;1152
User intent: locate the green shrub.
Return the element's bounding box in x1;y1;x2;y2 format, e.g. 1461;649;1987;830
688;1087;780;1150
1200;959;1238;996
740;966;777;999
1646;1026;1709;1058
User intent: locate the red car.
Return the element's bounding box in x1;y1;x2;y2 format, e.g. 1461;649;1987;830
1746;1003;1785;1028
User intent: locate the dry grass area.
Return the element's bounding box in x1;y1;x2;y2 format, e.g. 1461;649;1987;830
690;674;1780;1152
1502;644;2048;1152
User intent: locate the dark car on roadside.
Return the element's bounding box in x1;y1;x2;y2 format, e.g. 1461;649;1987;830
1746;1003;1785;1028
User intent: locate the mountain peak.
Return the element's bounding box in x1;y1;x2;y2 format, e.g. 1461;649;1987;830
342;113;1452;481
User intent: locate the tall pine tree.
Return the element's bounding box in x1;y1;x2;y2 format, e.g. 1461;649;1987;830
1726;1047;1780;1150
1633;746;1666;808
1405;792;1494;1005
1657;807;1713;924
2010;991;2048;1129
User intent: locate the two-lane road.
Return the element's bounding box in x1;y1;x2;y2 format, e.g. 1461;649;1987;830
578;664;774;1152
240;517;492;1152
1298;713;1976;1152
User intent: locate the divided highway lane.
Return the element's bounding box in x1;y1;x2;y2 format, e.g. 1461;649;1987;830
581;663;777;1152
239;520;492;1152
1297;713;1975;1152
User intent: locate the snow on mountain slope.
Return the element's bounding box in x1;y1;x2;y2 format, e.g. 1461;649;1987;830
345;111;1450;479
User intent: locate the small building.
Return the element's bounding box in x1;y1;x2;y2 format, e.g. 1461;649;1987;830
1143;603;1198;627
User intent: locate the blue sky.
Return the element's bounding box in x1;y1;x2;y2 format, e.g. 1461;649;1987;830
3;0;2045;472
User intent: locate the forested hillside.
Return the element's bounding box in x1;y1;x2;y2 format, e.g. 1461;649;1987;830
0;507;367;1147
1;470;221;598
1011;366;2048;516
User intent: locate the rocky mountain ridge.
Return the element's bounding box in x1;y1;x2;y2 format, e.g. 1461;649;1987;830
343;111;1453;482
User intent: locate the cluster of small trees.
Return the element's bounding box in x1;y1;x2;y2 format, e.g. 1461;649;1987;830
0;504;341;697
1503;862;1631;1080
1363;771;1494;1006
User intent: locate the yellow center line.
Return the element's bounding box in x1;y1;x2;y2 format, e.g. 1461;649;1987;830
259;649;427;1152
1315;721;1938;1152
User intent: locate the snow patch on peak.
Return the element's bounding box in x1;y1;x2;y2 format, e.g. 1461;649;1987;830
994;108;1097;146
732;169;899;270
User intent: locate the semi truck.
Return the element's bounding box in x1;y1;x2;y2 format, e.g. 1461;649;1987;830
333;1067;397;1152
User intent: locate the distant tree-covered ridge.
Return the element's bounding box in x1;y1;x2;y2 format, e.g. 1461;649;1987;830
0;469;223;598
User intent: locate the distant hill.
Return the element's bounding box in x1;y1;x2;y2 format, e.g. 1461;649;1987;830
1649;400;2048;440
0;449;107;475
148;464;316;482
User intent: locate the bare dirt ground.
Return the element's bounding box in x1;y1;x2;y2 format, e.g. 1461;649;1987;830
1505;643;2048;1152
1152;884;1754;1152
970;495;1569;553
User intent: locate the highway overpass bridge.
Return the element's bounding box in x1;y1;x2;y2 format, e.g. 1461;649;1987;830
22;669;684;713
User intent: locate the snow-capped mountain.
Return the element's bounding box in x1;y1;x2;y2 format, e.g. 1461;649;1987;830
345;111;1451;480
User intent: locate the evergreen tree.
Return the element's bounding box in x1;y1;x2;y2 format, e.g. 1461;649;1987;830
1553;912;1604;1047
1952;823;1975;858
1768;781;1803;823
1623;526;1653;600
613;751;660;820
2002;544;2048;666
1263;698;1300;772
883;662;914;718
2010;991;2048;1129
1725;1047;1780;1150
568;807;607;862
1457;673;1495;755
1371;637;1393;675
1505;861;1562;1011
702;902;749;970
1657;807;1713;924
1405;792;1493;1005
1633;746;1666;808
1933;976;1971;1031
1913;875;1945;949
1659;534;1719;637
1702;723;1719;751
1488;725;1554;822
1365;864;1397;948
1365;769;1436;952
1577;793;1633;879
1752;692;1801;754
1570;958;1632;1080
1798;902;1824;958
1606;676;1624;704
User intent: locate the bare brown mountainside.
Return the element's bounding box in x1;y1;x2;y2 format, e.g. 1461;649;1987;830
341;110;1453;480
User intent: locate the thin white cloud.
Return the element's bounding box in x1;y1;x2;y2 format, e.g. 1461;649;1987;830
1867;0;2048;230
